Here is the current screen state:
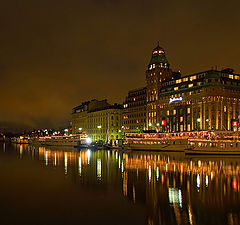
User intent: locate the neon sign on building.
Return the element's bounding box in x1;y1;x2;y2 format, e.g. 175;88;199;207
169;96;183;103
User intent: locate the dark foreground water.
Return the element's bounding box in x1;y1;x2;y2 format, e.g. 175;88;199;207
0;143;240;225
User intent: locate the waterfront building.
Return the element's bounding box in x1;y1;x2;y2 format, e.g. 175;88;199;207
146;44;240;132
145;44;180;130
72;99;122;143
122;87;147;135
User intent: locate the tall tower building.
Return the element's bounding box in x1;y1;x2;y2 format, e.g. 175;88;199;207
146;44;173;130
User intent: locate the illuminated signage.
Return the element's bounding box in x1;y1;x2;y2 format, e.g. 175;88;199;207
161;120;166;126
232;120;238;127
169;96;183;103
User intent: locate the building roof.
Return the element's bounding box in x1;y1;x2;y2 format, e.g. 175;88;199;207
149;43;169;66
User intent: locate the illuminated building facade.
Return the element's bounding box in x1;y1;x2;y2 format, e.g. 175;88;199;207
146;44;180;130
72;99;122;143
146;44;240;132
156;70;240;132
122;87;147;135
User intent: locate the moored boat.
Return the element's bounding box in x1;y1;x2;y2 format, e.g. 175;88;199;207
29;133;89;147
125;132;206;152
186;133;240;155
11;136;29;144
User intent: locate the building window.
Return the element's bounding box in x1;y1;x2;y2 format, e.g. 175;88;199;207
188;84;193;88
190;76;196;81
173;109;176;115
167;110;170;116
176;79;182;84
187;108;191;114
180;125;183;131
187;124;191;131
180;116;183;122
174;87;178;91
229;75;234;79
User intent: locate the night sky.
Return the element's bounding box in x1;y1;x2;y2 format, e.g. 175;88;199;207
1;0;240;131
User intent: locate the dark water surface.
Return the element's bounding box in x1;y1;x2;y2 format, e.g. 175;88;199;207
0;143;240;225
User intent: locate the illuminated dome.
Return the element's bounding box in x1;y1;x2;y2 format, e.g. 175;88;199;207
148;43;169;70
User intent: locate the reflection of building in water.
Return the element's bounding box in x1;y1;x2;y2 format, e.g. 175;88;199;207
22;146;240;225
124;152;240;225
27;146;125;188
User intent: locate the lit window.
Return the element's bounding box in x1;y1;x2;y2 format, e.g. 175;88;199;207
183;77;188;82
224;106;227;112
187;124;191;131
180;116;183;122
190;76;196;81
176;79;182;84
167;110;170;116
187;108;191;114
173;109;176;115
180;125;183;131
229;75;234;79
188;84;193;88
174;87;178;91
235;75;239;80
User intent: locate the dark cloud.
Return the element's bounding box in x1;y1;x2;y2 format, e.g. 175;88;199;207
1;0;240;131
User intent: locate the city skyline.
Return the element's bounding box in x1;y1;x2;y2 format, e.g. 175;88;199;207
1;0;240;131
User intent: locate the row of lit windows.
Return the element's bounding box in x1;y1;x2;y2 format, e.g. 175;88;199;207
124;119;146;124
166;108;191;116
123;113;146;119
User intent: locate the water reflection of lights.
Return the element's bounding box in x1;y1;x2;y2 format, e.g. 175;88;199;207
133;185;136;203
12;145;240;225
125;153;240;178
118;156;121;169
168;188;182;208
232;179;238;191
123;172;128;196
206;175;209;187
87;150;91;164
20;145;23;158
46;151;48;166
97;159;101;179
64;152;67;175
54;152;57;166
156;167;159;180
148;166;151;181
188;206;194;225
197;174;201;191
197;174;200;189
78;156;82;176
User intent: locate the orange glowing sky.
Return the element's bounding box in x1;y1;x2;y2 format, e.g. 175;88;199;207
1;0;240;131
